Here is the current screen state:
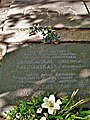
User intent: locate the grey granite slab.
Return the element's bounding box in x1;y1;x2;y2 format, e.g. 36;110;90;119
0;43;90;107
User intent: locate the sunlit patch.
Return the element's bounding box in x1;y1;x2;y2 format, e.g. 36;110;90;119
80;69;90;78
30;15;36;19
14;88;33;97
80;21;90;26
7;46;19;53
33;91;45;97
2;106;14;117
54;23;65;28
33;19;43;24
0;92;10;98
0;98;7;108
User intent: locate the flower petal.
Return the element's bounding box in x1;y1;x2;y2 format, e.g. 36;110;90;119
49;95;55;102
40;117;46;120
56;99;62;105
54;103;60;110
36;108;42;113
48;108;54;115
42;103;49;108
43;97;48;103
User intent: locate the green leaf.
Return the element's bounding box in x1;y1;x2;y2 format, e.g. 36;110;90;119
66;117;72;120
65;113;71;119
55;115;63;119
48;115;54;119
26;101;33;105
80;110;90;117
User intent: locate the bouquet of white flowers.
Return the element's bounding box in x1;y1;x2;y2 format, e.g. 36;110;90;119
5;90;90;120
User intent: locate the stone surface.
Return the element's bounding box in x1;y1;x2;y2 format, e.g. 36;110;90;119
60;29;90;41
0;43;7;60
0;43;90;107
0;0;89;52
13;0;82;1
0;7;9;31
85;1;90;12
1;29;90;44
0;29;90;59
3;0;89;30
0;0;12;31
0;49;2;60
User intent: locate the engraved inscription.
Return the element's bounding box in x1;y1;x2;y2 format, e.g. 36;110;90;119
1;44;90;101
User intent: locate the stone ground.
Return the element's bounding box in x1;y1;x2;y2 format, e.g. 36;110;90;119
0;0;90;59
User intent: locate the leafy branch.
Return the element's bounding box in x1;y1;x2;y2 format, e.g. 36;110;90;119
29;24;61;44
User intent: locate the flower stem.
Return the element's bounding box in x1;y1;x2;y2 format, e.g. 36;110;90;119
62;98;90;116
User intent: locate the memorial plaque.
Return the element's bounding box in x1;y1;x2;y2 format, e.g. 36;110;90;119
0;43;90;106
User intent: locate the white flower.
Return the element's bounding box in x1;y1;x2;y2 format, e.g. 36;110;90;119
56;99;62;105
16;113;20;119
44;113;48;118
40;117;46;120
44;30;48;34
36;108;42;113
42;95;62;115
14;118;17;120
37;32;44;39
